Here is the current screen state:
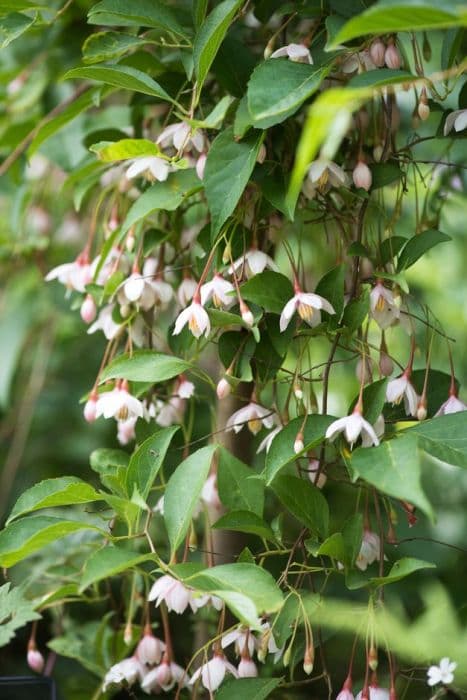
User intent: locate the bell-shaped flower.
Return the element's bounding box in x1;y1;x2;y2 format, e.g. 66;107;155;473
304;158;348;198
155;397;185;427
157;121;205;153
45;253;93;294
96;384;144;422
238;656;258;678
177;276;198;307
173;300;210;338
141;656;188;693
386;373;418;417
270;43;312;64
118;272;158;311
87;304;121;340
361;414;385;448
221;627;257;658
229;248;278;278
257;621;283;663
136;632;165;667
125;156;171;182
103;657;143;691
200;273;235;308
190;653;238;692
325;406;380;449
341;50;376;74
226;402;275;435
336;676;355;700
176;376;194;399
356;687;390;700
370;282;400;329
117;416;137;445
280;288;335;332
435;393;467;416
444;108;467;136
148;575;192;614
307;458;327;488
427;657;457;686
356;529;381;571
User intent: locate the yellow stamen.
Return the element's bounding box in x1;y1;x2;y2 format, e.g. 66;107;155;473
298;302;314;322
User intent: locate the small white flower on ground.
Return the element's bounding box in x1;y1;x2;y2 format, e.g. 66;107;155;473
226;402;275;435
435;393;467;416
427;657;457;686
177;276;198;307
141;657;188;693
356;529;381;571
444;108;467;135
280;288;335;332
173;300;211;338
325;407;380;449
136;632;165;667
96;383;144;422
148;575;192;614
191;653;238;692
386;374;419;417
103;657;143;691
125;156;171;181
200;273;235;308
370;282;400;329
270;43;312;63
157;121;205;153
229;248;278;278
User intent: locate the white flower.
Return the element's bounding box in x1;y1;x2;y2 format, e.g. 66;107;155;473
427;657;457;686
141;658;188;693
177;277;198;307
444;108;467;136
238;657;258;677
117;416;137;445
361;413;385;448
341;50;376;74
148;575;191;614
190;592;223;611
221;628;257;657
200;274;235;308
337;689;355;700
353;160;372;191
136;633;165;667
370;283;400;329
435;393;467;416
157;121;205;153
200;473;223;521
173;300;211;338
280;290;335;332
325;408;380;448
96;385;144;422
256;424;281;454
196;152;207;179
155;397;185;427
45;255;92;293
191;654;238;692
307;458;327;489
304;158;348;198
103;657;143;691
176;376;194;399
386;374;419;417
356;530;380;571
356;687;389;700
270;43;312;64
226;402;275;435
257;621;283;663
118;272;158;310
229;248;278;278
87;304;121;340
125;156;171;181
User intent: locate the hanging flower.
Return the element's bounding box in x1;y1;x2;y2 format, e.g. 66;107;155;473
200;273;235;308
356;529;381;571
157;121;205;153
177;276;198;307
226;402;275;435
444;108;467;136
427;657;457;686
103;657;144;691
140;656;188;693
238;656;258;678
96;383;144;422
361;414;385;447
148;575;192;614
280;287;335;332
370;282;400;329
386;373;419;417
356;686;390;700
303;158;348;198
435;393;467;416
221;627;257;658
125;156;171;182
27;642;44;673
229;248;278;278
173;299;211;338
200;473;223;521
136;632;166;667
87;304;121;340
325;406;380;448
270;43;312;64
176;376;195;399
118;272;158;310
190;653;238;692
45;252;93;294
256;424;282;454
117;416;138;445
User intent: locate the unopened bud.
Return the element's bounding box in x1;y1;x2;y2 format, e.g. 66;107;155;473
83;394;98;423
264;39;274;60
379;351;394;377
216;377;231;400
353;160;372;191
241;302;254;327
80;294;97;324
368;645;378;671
418;88;430;121
369;39;386;67
257;143;266;164
294;432;304;454
303;646;314;675
120;303;131;318
196;153;207;180
294;384;303;401
373;144;384;162
27;641;44;674
385;40;401;69
125;231;135;252
282;645;291;667
416;400;427;421
222;242;232;265
124;621;133;646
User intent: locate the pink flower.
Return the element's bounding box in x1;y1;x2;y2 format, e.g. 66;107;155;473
45;254;93;294
356;686;390;700
148;575;191;614
221;627;257;657
140;657;188;693
27;646;44;673
238;657;258;677
117;416;137;444
136;632;165;667
353;161;372;191
191;653;238;691
80;294;97;323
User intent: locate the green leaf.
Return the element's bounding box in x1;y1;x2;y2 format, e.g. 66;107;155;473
193;0;243;92
87;0;189;39
349;69;418;90
241;271;293;315
126;426;179;500
120;169;202;235
0;11;35;48
350;434;434;519
264;414;334;484
6;477;103;524
217;447;264;516
63;64;175;103
90;138;161;162
342;287;369;333
82;31;150;64
315;264;345;325
90;448;129;472
371;162;402;189
342;513;363;568
0;1;43;12
396;229;451;271
164;445;217;554
379;235;408;265
247;59;332;129
80;545;154;591
369;557;435;587
317;532;346;561
0;583;41;648
349;378;388;425
183;562;283;616
408;412;467;468
204;127;263;238
328;2;467;49
216;677;282;700
99;349;192;383
213;511;276;541
272;475;329;538
0;516;103;568
190;95;235;129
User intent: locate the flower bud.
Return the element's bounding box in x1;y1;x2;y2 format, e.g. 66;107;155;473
353;160;372;191
422;32;432;61
80;294;97;324
385;41;401;69
120;303;131;318
240;302;254;327
238;657;258;678
124;621;133;646
27;642;44;674
379;350;394;377
222;241;232;265
294;384;303;401
264;39;274;60
373;144;384;162
294;432;304;454
83;394;97;423
282;645;291;667
368;645;378;671
256;143;266;164
416;399;427;421
303;646;314;675
418;88;430;121
216;377;231;400
369;39;386;67
196;153;207;180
